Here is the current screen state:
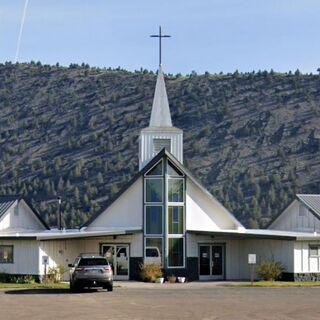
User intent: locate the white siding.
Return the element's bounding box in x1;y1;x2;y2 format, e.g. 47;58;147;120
39;233;142;280
87;177;143;230
0;200;46;231
294;241;320;273
139;129;183;169
187;233;294;280
269;200;320;232
186;178;239;231
0;239;39;274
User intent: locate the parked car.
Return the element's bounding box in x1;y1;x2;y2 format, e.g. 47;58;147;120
68;254;113;292
144;246;161;265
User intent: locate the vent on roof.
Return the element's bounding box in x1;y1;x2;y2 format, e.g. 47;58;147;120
153;138;171;154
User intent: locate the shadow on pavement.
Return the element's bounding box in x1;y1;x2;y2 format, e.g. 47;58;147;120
5;288;99;295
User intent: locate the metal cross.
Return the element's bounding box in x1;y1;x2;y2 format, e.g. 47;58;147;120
150;26;171;66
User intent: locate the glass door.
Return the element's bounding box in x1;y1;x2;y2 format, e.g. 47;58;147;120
101;244;129;280
199;244;224;280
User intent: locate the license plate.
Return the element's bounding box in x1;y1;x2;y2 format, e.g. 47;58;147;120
87;269;100;274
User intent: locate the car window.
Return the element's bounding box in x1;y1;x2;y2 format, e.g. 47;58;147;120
146;248;159;257
78;258;108;266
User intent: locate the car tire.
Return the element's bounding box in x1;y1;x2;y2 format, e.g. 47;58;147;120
106;284;113;292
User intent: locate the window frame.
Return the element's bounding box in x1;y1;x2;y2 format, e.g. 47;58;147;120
144;205;164;236
145;160;163;177
144;177;164;204
0;245;14;264
167;237;185;268
309;245;320;257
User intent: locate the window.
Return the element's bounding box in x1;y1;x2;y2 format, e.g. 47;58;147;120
309;245;320;257
168;238;184;267
168;206;184;234
0;245;13;264
145;206;163;235
153;139;171;154
168;179;184;203
146;160;163;176
167;160;183;176
145;179;163;203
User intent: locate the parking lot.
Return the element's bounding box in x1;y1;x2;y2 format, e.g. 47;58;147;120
1;282;320;320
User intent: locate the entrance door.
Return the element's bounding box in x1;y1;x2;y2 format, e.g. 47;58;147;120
199;244;224;280
101;244;129;280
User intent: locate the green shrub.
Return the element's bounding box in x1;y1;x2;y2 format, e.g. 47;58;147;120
0;272;37;283
139;263;163;283
256;260;284;281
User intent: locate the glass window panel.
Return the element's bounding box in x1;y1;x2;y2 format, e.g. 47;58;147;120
167;161;183;176
145;238;162;259
146;161;163;176
146;206;162;235
168;206;183;234
0;245;13;263
168;179;184;203
168;238;184;267
146;179;163;202
310;245;319;257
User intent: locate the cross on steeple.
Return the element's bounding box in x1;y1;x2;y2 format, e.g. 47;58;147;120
150;26;171;66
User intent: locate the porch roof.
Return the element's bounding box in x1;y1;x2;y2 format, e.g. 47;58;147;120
0;227;142;240
188;228;320;241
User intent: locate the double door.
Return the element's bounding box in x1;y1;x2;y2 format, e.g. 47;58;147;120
101;244;129;280
199;244;225;280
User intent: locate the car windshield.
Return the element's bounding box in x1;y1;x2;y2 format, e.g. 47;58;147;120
78;258;108;266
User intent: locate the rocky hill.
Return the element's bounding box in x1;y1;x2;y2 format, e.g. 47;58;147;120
0;62;319;228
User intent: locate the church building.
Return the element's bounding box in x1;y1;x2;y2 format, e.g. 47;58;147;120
1;65;320;282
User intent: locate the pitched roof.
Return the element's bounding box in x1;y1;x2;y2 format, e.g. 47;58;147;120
149;66;172;127
82;149;243;228
0;195;50;230
296;194;320;218
0;196;17;218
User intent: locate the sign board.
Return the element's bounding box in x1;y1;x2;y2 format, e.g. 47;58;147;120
42;256;49;265
248;254;256;265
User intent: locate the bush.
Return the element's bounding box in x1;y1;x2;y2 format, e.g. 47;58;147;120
139;263;163;283
256;260;284;281
45;266;66;283
0;272;37;283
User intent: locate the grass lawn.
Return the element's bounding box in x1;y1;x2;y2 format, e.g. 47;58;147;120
227;281;320;287
0;282;69;289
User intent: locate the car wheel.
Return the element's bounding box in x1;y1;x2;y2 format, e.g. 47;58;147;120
106;284;113;292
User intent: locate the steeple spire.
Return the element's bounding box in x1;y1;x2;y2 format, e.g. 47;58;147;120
149;66;172;127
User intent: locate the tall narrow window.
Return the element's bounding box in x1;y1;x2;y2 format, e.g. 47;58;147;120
145;206;163;235
168;238;184;267
145;179;163;203
168;206;184;234
168;179;184;203
0;245;13;263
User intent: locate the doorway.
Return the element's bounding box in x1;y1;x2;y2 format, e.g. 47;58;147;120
101;244;129;280
199;244;225;280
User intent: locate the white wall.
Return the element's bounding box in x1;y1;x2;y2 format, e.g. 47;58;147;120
186;178;240;231
87;177;143;230
139;129;183;169
269;200;320;232
294;241;320;273
0;200;46;231
39;233;142;280
187;233;294;280
0;239;39;274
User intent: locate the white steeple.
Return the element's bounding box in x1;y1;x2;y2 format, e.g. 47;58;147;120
149;66;172;127
139;67;183;170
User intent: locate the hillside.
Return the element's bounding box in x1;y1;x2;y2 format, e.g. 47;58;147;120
0;62;320;228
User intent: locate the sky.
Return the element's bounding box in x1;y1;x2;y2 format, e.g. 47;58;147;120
1;0;320;74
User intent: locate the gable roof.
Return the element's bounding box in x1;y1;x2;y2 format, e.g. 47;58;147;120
296;194;320;219
267;194;320;229
0;195;50;230
0;196;17;219
82;149;243;228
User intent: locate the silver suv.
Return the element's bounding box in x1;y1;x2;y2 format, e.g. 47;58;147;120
68;254;113;292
